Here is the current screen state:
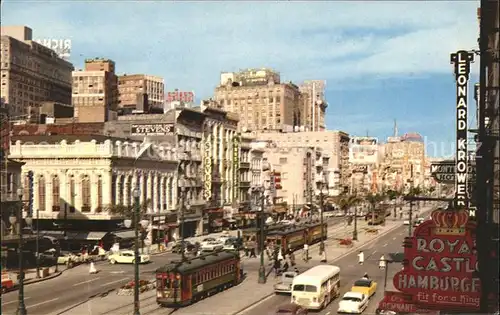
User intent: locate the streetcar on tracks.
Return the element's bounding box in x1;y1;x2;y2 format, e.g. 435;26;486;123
267;222;327;252
155;250;241;307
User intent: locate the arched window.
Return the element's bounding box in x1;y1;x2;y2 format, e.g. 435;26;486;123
97;175;102;212
162;178;167;210
69;175;75;213
126;176;132;206
52;175;60;211
38;176;46;211
118;176;124;205
82;175;91;212
111;175;117;205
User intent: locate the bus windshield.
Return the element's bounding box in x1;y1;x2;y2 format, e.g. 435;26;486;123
293;284;317;292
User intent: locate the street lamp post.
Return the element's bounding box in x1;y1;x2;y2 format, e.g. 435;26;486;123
10;188;27;315
179;179;188;262
353;205;358;241
319;179;327;262
408;200;413;237
34;209;40;278
258;187;266;284
132;188;141;315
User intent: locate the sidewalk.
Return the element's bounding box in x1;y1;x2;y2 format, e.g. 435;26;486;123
3;265;67;293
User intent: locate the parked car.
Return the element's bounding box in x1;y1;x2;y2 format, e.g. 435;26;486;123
351;279;377;298
274;271;298;294
108;250;150;264
338;291;369;314
275;303;308;315
171;241;195;253
57;252;85;265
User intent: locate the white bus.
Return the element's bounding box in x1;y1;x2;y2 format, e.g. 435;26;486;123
291;265;341;310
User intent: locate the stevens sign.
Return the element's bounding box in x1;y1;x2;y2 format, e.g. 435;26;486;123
131;124;174;136
393;209;480;311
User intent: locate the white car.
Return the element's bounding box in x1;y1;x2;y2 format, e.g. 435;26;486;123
108;250;150;264
338;291;369;314
403;219;410;225
201;241;224;252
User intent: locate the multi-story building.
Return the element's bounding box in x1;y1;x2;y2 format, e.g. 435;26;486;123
348;137;382;193
237;133;265;211
0;26;74;120
263;146;327;211
214;68;302;132
255;130;350;196
298;80;327;131
381;133;426;192
72;58;118;123
118;74;164;112
8;135;178;238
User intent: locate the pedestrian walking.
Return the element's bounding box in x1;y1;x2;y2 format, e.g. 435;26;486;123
379;255;386;270
89;261;98;274
358;250;364;265
303;243;309;262
289;251;296;266
273;259;281;278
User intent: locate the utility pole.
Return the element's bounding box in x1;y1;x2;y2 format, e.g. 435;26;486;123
258;187;266;284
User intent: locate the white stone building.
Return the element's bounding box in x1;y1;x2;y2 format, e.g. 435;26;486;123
9;135;177;227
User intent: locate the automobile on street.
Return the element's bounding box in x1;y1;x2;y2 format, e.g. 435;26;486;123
108;250;150;264
338;291;369;314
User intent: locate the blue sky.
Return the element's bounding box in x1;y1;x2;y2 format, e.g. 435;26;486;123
2;1;479;157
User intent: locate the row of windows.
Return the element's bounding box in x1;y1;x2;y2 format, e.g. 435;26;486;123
191;262;237;286
25;174;102;212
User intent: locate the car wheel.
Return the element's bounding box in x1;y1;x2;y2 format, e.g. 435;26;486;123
110;259;116;264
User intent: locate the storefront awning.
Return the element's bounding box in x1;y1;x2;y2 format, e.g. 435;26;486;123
112;230;136;240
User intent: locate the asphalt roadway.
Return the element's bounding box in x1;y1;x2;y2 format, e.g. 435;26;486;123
1;216;346;315
240;222;409;315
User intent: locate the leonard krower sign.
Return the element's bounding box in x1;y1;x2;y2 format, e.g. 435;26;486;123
450;50;474;208
131;123;174;136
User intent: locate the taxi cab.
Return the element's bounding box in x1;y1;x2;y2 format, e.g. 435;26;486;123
351;279;377;298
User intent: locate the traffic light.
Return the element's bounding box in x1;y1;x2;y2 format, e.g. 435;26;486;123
28;171;34;215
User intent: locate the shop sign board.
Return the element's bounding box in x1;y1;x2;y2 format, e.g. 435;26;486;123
203;135;212;200
377;291;438;314
393;209;481;311
450;50;474;207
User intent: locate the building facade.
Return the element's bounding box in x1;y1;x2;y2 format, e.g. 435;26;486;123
0;26;74;121
72;58;118;123
381;133;426;192
263;146;327;210
8;135;177;233
348;136;383;193
298;80;327;131
118;74;165;111
255;130;350;196
214;68;301;132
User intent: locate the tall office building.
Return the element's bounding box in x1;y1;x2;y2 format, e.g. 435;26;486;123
72;58;118;123
0;26;74;120
298;80;327;131
214;68;302;132
118;74;164;112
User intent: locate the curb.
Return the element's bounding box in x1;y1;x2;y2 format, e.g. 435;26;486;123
232;221;405;315
4;270;64;293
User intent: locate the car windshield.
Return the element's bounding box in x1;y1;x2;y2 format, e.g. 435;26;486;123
343;296;362;302
293;284;317;292
284;274;295;279
354;280;371;287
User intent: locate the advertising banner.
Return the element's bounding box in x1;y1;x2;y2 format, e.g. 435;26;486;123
203;135;212;200
450;50;474;207
130;123;174;136
232;136;240;201
392;209;481;311
349;137;378;164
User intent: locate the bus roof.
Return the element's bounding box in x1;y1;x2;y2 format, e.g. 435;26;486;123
156;250;239;274
293;265;340;285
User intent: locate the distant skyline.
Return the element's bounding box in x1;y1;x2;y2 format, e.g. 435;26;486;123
2;1;480;157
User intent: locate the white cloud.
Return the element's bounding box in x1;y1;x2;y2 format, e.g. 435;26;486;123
1;1;479;98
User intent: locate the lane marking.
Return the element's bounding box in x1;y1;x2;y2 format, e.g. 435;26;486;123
27;298;59;308
392;237;396;240
110;271;125;274
100;277;129;287
3;297;31;306
383;243;388;247
326;312;331;315
72;277;101;287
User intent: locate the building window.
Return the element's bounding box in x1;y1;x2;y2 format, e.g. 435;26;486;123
69;175;75;213
126;177;132;206
52;176;60;211
82;175;91;212
279;157;287;164
97;176;102;212
38;176;46;211
111;175;116;204
118;177;124;205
